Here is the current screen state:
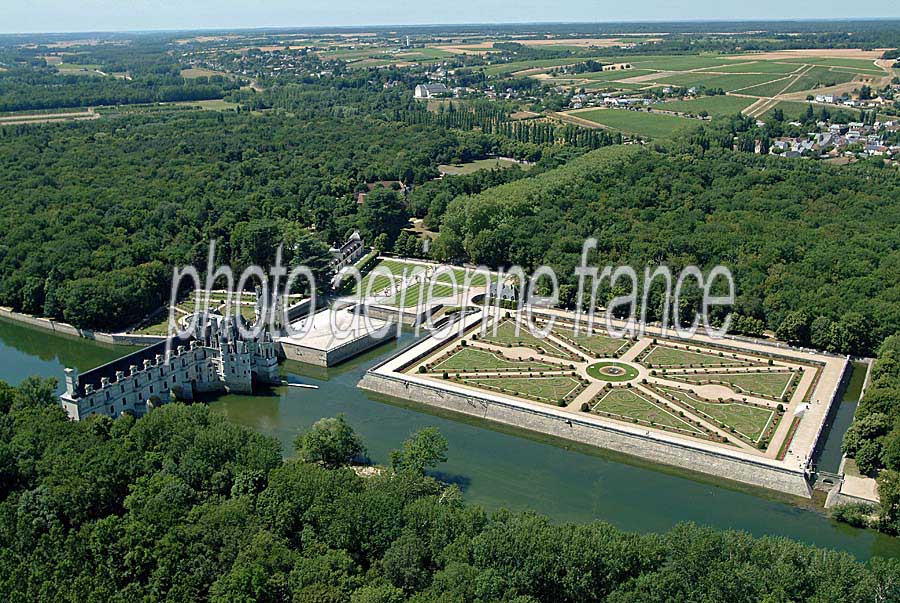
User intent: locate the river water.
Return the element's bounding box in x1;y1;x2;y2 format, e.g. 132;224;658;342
1;317;897;560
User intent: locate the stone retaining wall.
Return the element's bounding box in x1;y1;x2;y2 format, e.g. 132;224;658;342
0;308;164;346
359;371;814;498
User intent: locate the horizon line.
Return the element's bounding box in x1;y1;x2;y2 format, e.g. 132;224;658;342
2;16;900;37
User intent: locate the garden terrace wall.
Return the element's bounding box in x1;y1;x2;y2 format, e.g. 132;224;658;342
359;370;814;498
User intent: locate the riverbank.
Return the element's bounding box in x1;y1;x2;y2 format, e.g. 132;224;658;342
0;306;164;347
2;318;898;560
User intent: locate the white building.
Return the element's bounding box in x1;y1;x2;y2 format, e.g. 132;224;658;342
60;315;279;421
414;83;449;99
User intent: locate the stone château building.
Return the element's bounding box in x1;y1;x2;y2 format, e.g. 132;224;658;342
60;314;279;421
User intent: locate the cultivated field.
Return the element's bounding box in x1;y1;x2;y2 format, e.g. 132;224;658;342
571;109;695;138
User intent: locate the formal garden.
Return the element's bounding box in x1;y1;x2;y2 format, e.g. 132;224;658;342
404;313;821;454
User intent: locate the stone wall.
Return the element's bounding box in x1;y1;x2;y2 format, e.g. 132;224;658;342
359;372;814;499
277;322;400;367
0;307;164;346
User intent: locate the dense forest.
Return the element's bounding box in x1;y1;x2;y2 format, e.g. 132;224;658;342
0;108;529;330
0;68;239;112
0;378;898;602
3;107;900;356
431;133;900;356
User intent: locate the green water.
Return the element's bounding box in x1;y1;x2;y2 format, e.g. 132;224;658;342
2;317;898;561
816;361;867;474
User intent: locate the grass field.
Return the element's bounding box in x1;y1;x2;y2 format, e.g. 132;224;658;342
56;63;104;76
657;95;755;116
641;344;750;368
673;370;795;399
777;57;883;74
430;347;558;373
762;100;860;121
438;158;525;175
584;81;650;91
738;77;798;98
581;68;656;81
482;57;606;77
629;56;738;71
481;319;579;361
780;66;858;95
180;67;234;79
695;60;802;74
657;386;774;442
461;374;584;404
591;388;704;434
654;72;786;91
573;108;696;138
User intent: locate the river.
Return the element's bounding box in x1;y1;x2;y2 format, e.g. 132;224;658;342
2;317;898;560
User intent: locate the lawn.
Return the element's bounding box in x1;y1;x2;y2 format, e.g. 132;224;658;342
439;158;525;175
351;259;423;296
460;374;585;404
551;325;630;357
481;319;580;361
351;260;490;299
573;109;696;138
640;344;751;368
432;266;490;288
387;281;460;308
591;388;704;434
429;347;559;373
657;386;774;442
657;95;755;116
672;370;795;399
586;361;639;382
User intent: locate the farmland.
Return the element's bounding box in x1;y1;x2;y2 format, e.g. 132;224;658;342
572;108;696;138
656;95;756;116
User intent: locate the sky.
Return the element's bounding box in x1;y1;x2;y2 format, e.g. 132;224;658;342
3;0;900;34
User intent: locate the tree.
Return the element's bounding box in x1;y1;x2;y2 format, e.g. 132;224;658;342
373;233;389;252
877;470;900;534
881;429;900;471
776;311;809;345
357;187;408;246
231;219;282;272
855;439;883;476
294;415;366;468
281;224;333;294
390;428;448;475
841;412;891;457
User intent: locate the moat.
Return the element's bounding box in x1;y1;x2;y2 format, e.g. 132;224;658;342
1;316;898;561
